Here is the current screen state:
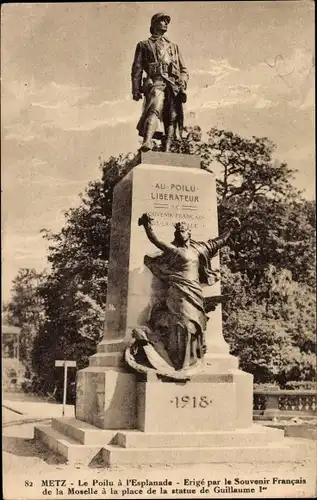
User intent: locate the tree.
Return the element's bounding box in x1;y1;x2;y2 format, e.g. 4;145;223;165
221;262;316;384
31;153;138;400
4;268;45;371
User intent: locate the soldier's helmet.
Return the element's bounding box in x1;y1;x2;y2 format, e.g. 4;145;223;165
150;13;171;33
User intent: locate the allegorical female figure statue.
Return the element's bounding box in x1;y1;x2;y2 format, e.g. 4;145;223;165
125;213;240;379
131;13;188;152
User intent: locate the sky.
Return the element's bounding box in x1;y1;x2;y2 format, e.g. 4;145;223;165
1;1;315;302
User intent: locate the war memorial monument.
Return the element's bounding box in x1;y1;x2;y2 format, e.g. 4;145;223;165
35;12;308;467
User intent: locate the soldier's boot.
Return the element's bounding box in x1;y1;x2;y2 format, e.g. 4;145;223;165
140;115;157;152
164;124;175;152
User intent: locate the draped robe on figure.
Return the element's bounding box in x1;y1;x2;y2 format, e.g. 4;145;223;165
144;238;221;370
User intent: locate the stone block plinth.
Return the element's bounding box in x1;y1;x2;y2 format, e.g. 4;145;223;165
75;367;136;429
137;374;236;432
136;368;253;432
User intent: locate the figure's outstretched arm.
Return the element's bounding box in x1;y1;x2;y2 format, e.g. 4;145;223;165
207;218;241;256
138;213;174;252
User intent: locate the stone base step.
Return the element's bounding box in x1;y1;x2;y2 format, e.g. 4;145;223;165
116;424;284;448
48;419;284;449
34;425;104;465
102;439;308;466
97;339;126;353
89;352;123;367
52;418;117;445
35;419;311;467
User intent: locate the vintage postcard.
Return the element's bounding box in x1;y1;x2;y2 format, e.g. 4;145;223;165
2;2;316;499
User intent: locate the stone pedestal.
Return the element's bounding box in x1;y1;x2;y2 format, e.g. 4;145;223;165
35;152;307;467
75;151;240;430
137;374;237;432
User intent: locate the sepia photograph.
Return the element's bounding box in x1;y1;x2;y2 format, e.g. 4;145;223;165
1;2;316;499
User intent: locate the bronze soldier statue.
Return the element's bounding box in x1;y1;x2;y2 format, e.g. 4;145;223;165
131;13;189;152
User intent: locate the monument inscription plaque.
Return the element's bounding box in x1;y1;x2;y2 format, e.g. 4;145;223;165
137;377;236;432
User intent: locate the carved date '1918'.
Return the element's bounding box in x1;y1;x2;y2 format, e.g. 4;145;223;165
171;396;212;408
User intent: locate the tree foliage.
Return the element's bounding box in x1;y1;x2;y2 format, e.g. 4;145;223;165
221;262;316;384
4;268;45;371
174;128;315;288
